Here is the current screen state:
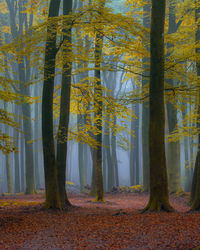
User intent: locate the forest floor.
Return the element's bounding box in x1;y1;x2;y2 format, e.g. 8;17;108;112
0;191;200;249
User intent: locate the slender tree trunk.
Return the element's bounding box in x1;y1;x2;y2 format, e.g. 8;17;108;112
130;103;140;186
104;115;113;191
191;1;200;210
102;146;107;191
90;148;96;196
56;0;72;207
166;0;182;194
34;86;40;190
77;114;86;192
93;0;106;201
42;0;62;209
4;103;13;193
20;136;25;192
143;0;173;212
111;114;119;187
142;1;150;191
14;105;20;193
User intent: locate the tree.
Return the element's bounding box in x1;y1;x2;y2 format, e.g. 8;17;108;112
142;0;150;192
191;0;200;211
42;0;62;209
56;0;72;207
94;0;105;201
143;0;173;212
166;0;182;194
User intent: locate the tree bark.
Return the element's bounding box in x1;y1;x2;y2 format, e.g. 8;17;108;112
104;115;114;191
42;0;62;209
56;0;72;207
166;0;182;194
77;115;86;192
191;1;200;210
142;1;150;191
143;0;173;212
93;0;106;201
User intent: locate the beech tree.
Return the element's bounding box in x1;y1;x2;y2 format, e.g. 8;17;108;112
56;0;72;207
191;0;200;211
143;0;173;212
42;0;62;209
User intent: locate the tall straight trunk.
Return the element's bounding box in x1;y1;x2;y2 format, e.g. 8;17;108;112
22;103;36;194
78;141;86;192
90;148;96;196
166;0;182;194
42;0;62;209
56;0;72;207
102;146;107;191
191;153;198;203
14;104;20;193
191;1;200;210
34;105;40;190
4;103;13;193
182;105;193;192
142;1;150;191
111;114;119;187
93;0;106;201
77;114;86;192
104;115;113;191
143;0;173;212
5;151;13;193
130;103;140;186
94;51;104;201
184;135;191;191
20;136;25;192
34;85;40;190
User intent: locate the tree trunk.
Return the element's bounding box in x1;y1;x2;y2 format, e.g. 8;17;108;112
42;0;62;209
20;137;25;192
143;0;173;212
104;115;113;191
191;1;200;210
77;114;86;192
166;0;182;194
4;103;13;194
56;0;72;207
111;114;119;187
93;0;106;201
130;103;140;186
90;148;96;196
142;1;150;192
14;105;20;193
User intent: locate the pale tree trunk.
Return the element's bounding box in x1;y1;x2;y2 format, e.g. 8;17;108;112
14;104;20;193
166;0;182;194
77;114;86;192
104;115;113;191
111;114;119;187
142;0;150;191
4;103;13;194
130;102;140;186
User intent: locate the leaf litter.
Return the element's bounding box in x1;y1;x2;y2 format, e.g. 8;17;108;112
0;192;200;249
